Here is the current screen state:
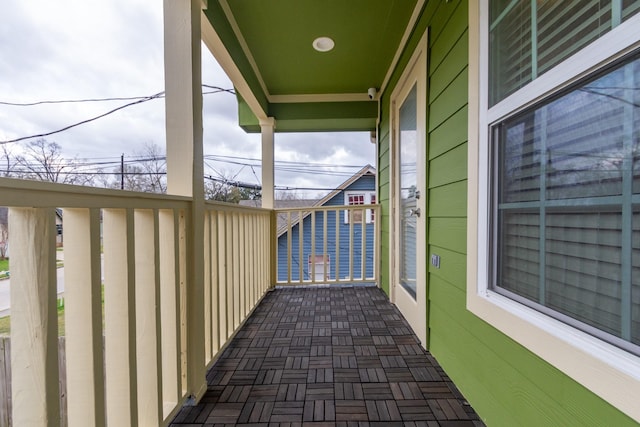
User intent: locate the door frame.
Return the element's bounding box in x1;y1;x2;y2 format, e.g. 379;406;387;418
389;29;428;348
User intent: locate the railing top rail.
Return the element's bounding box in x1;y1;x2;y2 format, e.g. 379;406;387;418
274;203;379;213
0;176;191;209
204;199;271;215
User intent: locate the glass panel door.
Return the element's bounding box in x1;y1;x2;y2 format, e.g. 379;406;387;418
399;85;418;298
390;29;428;347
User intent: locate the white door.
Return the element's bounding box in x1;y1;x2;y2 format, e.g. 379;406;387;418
391;31;427;347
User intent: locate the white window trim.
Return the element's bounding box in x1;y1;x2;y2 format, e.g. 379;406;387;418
467;1;640;422
344;191;376;224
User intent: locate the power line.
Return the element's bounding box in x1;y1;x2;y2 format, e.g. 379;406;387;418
0;85;236;145
0;85;235;107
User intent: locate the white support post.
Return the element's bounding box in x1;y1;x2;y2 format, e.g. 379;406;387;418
261;117;276;209
103;209;138;427
163;0;207;404
9;208;60;427
63;208;105;427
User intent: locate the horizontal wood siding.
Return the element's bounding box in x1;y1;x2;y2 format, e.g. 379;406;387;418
377;0;635;424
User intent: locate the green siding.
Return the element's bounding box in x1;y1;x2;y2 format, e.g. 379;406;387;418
429;105;467;159
428;143;467;188
376;0;637;425
430;217;466;254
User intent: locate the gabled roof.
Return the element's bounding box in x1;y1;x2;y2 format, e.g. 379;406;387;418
275;164;376;236
240;198;320;230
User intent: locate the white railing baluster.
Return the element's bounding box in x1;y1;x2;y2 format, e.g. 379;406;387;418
336;208;340;282
361;208;366;280
64;208;105;427
311;210;316;283
9;207;60;427
217;211;228;342
298;210;304;284
178;209;188;396
202;211;212;363
286;211;292;283
103;208;138;427
134;209;162;426
159;209;180;416
323;210;328;282
238;213;246;319
226;212;235;337
349;209;354;281
209;211;220;356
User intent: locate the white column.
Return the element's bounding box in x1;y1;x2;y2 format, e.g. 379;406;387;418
163;0;206;404
64;208;105;427
9;208;60;427
260;117;275;209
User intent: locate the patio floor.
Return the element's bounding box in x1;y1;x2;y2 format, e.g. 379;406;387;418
170;286;485;426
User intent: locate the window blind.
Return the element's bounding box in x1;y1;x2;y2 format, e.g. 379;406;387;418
494;52;640;349
489;0;638;106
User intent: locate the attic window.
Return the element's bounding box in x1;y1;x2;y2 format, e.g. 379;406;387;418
312;37;334;52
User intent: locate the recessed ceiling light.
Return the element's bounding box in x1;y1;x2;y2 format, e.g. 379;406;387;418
312;37;335;52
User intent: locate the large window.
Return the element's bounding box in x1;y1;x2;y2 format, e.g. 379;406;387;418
470;0;640;417
492;51;640;352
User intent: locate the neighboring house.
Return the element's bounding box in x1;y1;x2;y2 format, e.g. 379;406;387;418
0;207;62;254
275;165;376;283
55;209;63;247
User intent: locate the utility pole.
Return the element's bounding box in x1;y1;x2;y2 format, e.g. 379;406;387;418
120;153;124;190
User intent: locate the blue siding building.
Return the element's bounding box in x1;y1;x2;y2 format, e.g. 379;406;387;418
276;165;376;283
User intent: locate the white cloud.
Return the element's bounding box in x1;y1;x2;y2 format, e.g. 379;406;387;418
0;0;375;194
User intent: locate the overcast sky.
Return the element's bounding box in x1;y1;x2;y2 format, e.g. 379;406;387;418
0;0;375;197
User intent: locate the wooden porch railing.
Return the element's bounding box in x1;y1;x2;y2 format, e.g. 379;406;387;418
274;204;380;286
0;177;272;427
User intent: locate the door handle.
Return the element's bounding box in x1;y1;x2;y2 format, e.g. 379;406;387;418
409;208;421;217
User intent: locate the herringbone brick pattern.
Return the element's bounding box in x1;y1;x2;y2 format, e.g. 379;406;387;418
170;286;485;426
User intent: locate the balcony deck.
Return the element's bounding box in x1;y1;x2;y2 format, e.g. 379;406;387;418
170;286;484;426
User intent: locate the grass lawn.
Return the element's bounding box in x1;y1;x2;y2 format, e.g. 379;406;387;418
0;258;8;272
0;303;66;337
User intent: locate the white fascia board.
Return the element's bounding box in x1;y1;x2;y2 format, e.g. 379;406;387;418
200;10;268;121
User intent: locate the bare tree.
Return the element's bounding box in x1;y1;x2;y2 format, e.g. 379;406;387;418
0;145;17;177
136;142;166;193
276;190;306;200
14;138;91;185
101;142;167;193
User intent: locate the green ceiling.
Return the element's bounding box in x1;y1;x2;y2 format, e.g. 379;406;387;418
203;0;420;132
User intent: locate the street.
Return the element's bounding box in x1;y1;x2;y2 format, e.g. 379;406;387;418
0;267;66;317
